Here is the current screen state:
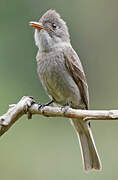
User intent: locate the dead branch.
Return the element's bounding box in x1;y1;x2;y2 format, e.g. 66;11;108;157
0;96;118;136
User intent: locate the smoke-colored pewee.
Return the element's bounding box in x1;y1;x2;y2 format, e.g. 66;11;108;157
29;9;101;171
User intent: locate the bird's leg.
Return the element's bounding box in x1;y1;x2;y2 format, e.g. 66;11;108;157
38;100;54;109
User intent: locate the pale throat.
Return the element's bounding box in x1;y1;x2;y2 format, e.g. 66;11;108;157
34;29;70;52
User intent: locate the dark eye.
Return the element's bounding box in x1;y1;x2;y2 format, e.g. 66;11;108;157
52;23;57;29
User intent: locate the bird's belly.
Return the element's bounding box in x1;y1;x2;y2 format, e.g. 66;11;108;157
45;71;82;107
38;57;83;108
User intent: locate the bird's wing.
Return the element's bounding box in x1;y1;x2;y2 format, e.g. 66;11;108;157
64;46;89;109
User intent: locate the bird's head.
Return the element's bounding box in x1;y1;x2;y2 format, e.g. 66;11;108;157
29;10;70;51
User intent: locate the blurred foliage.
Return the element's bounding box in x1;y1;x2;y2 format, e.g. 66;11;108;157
0;0;118;179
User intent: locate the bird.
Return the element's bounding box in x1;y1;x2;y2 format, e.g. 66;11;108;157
29;9;101;171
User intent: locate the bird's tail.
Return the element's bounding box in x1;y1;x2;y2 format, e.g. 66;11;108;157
71;118;101;171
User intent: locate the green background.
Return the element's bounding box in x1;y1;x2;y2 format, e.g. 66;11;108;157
0;0;118;179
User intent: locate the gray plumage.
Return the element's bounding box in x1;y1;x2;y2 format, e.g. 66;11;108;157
30;9;101;171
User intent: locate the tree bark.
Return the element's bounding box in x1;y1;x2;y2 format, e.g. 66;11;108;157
0;96;118;136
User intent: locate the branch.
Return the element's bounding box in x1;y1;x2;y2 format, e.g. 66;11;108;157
0;96;118;136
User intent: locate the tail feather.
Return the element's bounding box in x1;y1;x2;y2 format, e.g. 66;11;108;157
71;118;101;171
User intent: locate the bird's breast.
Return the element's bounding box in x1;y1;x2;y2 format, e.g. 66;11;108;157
37;50;83;108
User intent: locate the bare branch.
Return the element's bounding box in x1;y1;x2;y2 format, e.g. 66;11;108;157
0;96;118;136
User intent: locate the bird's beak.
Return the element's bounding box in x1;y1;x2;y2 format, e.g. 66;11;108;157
29;21;46;31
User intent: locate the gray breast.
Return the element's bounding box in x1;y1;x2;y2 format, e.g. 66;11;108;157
37;50;84;108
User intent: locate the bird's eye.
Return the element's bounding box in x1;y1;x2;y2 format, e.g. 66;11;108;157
52;23;57;29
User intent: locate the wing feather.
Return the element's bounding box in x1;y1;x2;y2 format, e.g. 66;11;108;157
64;47;89;109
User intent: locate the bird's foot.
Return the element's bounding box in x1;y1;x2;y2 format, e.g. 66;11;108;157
38;100;54;110
61;104;70;115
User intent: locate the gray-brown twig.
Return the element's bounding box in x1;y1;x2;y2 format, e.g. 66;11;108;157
0;96;118;136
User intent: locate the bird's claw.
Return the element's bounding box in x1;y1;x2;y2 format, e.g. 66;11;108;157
38;100;54;110
38;104;46;110
61;105;70;115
